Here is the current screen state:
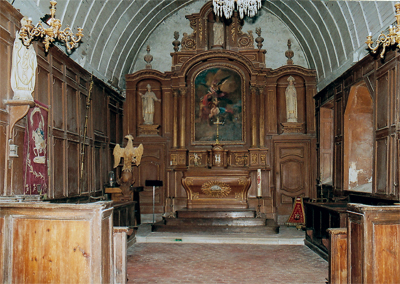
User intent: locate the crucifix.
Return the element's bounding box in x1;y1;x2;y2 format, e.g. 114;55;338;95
213;116;225;144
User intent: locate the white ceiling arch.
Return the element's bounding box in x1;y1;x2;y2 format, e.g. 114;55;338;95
11;0;398;90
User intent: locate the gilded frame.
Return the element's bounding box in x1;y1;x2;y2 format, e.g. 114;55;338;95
191;64;246;145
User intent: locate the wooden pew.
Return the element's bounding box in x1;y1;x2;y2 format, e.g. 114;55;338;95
0;201;114;283
327;228;347;284
347;203;400;283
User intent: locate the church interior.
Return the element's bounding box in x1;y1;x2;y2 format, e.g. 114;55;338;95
0;0;400;283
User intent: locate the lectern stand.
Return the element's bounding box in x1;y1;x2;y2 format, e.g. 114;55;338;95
145;180;163;224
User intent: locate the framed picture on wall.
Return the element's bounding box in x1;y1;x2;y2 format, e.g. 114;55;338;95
192;66;244;144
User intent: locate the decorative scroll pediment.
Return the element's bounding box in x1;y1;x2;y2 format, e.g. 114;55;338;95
171;1;265;70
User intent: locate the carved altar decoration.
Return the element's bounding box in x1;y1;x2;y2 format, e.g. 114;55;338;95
124;1;317;220
111;135;144;200
182;169;251;209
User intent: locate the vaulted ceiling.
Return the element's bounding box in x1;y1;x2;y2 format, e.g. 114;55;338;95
12;0;397;91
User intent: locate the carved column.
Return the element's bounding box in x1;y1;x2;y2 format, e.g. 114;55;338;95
250;86;258;147
179;87;187;148
266;84;277;134
172;89;179;148
259;86;265;147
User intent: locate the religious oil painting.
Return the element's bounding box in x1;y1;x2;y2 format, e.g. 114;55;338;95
194;67;243;143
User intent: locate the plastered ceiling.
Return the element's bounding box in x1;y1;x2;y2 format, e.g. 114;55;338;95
11;0;398;91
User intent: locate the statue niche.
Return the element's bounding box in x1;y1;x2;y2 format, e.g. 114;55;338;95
138;82;161;136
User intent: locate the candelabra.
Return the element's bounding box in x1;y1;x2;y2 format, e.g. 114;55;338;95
213;0;261;19
19;0;83;53
366;3;400;58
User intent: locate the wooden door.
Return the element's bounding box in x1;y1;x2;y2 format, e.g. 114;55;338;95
274;140;311;216
134;143;165;215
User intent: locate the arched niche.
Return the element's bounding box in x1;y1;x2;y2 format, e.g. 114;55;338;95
343;83;373;192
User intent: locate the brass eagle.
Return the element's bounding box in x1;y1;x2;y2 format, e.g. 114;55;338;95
113;134;144;171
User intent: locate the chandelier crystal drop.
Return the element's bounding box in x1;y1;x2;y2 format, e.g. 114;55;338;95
213;0;262;19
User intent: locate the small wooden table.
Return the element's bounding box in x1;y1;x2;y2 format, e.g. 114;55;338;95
105;187;132;202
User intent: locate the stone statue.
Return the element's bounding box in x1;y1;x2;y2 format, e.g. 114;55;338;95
11;17;37;101
285;76;298;122
139;84;161;125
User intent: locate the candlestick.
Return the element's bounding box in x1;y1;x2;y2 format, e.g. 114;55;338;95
257;169;262;197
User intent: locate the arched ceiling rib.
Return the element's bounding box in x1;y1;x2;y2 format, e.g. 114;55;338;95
12;0;398;91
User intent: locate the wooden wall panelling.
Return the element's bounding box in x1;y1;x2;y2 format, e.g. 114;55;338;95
306;83;316;134
266;87;277;134
319;107;334;184
0;1;123;200
52;76;64;130
101;144;109;194
0;123;6;194
67;141;79;196
66;84;78;134
10;126;25;195
36;64;50;107
375;137;388;195
52;137;65;198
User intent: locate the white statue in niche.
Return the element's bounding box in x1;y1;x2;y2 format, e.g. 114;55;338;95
285;76;298;122
213;16;224;47
139;84;161;125
11;17;37;101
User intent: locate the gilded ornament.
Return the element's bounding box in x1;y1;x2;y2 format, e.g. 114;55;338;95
238;177;247;186
251;153;258;164
201;180;231;197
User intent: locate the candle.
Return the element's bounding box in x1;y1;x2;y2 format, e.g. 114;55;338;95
257;169;262;197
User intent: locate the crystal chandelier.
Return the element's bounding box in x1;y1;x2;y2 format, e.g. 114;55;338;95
213;0;262;19
19;0;83;53
366;3;400;58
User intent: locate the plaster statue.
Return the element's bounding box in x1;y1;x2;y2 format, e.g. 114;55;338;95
139;84;161;125
285;76;298;122
213;16;224;46
11;17;37;101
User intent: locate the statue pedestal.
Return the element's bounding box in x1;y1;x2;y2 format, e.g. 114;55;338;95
281;122;304;134
138;124;160;136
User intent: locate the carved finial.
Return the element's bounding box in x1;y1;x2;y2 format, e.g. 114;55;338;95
255;27;264;50
285;39;294;65
173;31;180;52
144;45;153;69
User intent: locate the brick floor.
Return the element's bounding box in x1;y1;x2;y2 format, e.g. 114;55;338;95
127;244;328;283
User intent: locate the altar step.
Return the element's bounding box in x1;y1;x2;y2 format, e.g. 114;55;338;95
151;209;279;234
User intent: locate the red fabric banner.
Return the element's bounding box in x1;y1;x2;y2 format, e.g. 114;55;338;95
23;100;49;195
286;196;305;226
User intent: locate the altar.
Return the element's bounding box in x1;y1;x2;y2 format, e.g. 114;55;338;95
123;1;317;220
182;169;251;209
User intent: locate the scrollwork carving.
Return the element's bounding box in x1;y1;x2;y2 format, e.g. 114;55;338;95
237;26;254;48
182;20;197;51
201;180;231;197
182;32;196;50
